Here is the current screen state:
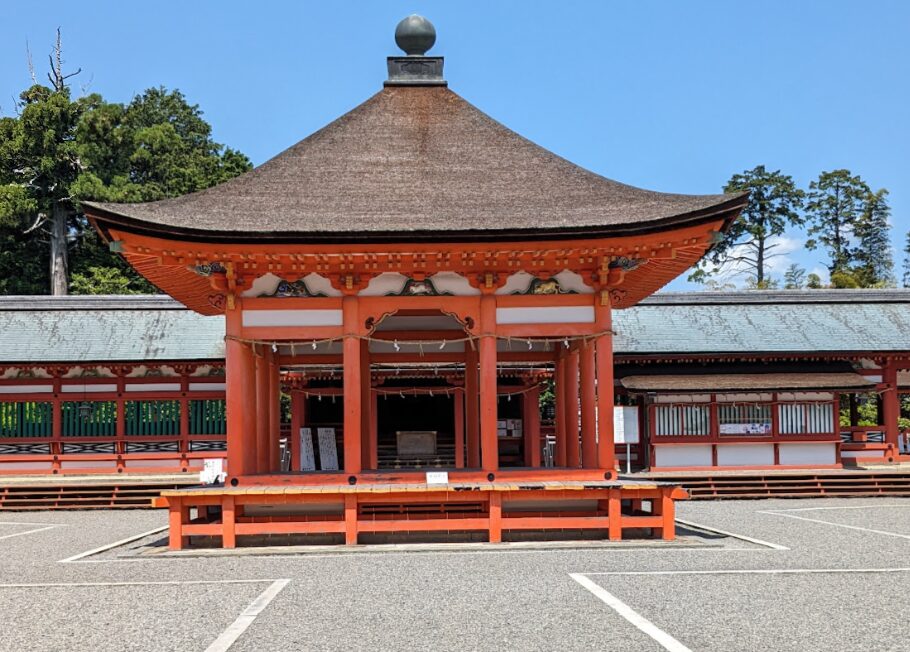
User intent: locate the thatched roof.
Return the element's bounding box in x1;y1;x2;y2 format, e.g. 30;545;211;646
85;86;745;244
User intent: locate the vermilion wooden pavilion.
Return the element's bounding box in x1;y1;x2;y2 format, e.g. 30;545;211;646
84;17;746;548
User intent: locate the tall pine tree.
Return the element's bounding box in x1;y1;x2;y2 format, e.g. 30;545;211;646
690;165;803;288
805;169;870;277
902;230;910;288
852;188;894;287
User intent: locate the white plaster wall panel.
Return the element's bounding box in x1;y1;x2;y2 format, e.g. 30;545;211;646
496;306;594;325
0;385;54;394
303;273;342;297
553;269;594;294
125;383;181;392
188;382;227;391
430;272;480;295
840;450;884;459
61;384;117;393
359;272;408;296
242;309;343;327
653;444;712;467
778;442;837;465
242;272;341;298
716;443;774;466
496;271;535;295
242;272;282;297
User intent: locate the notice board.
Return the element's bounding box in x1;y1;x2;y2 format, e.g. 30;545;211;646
317;427;339;471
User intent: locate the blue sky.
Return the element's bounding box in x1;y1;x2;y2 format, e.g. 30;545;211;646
4;1;908;289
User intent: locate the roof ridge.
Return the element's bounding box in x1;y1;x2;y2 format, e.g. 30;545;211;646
0;295;186;311
643;289;910;306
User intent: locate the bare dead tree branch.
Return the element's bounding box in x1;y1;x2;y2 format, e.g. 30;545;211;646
26;40;36;83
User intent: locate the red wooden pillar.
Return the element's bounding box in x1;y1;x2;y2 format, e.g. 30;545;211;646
360;340;372;470
882;360;900;450
179;376;190;454
479;294;499;473
595;296;616;472
226;308;256;478
370;390;378;469
269;348;281;472
115;376;126;457
454;389;465;468
523;384;541;467
255;345;270;473
289;390;304;472
342;295;362;474
580;341;597;468
555;353;567;467
565;347;580;468
465;345;480;468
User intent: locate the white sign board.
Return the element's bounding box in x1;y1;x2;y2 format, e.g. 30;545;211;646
299;427;316;472
613;406;640;444
199;458;225;484
317;427;339;471
426;471;449;486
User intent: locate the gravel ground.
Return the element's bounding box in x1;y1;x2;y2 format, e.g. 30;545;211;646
0;498;907;651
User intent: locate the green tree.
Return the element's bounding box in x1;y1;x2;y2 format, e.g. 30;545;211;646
903;230;910;288
806;272;823;289
783;263;806;289
852;188;894;287
805;169;870;275
0;32;85;294
690;165;804;287
0;32;252;296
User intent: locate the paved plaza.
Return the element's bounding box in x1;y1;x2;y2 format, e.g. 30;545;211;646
0;498;908;651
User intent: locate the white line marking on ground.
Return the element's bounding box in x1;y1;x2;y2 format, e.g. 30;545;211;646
0;579;287;589
759;511;910;540
768;504;910;513
584;567;910;576
204;579;290;652
0;524;63;541
675;518;789;550
0;520;66;527
58;525;168;563
570;573;692;652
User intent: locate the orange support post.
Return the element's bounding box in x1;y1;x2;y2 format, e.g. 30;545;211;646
168;501;188;550
595;298;616;473
479;294;498;473
523;385;542;467
488;491;502;543
370;391;379;470
290;391;303;472
555;353;567;467
454;389;465;468
882;361;900;451
565;347;580;468
222;495;236;548
255;346;270;473
342;295;362;474
580;341;597;468
659;489;676;541
344;494;358;545
465;345;480;468
226;308;256;478
607;488;621;541
360;340;372;470
269;348;281;472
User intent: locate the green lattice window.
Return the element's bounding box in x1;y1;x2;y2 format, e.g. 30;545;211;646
189;399;227;435
125;400;180;436
0;402;52;438
62;401;117;437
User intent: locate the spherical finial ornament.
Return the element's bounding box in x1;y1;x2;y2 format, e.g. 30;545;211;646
395;14;436;55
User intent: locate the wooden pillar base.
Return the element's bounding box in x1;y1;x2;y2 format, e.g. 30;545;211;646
488;492;502;543
344;494;358;545
222;495;237;549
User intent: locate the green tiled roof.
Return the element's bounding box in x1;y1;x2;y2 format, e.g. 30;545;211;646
1;290;908;364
